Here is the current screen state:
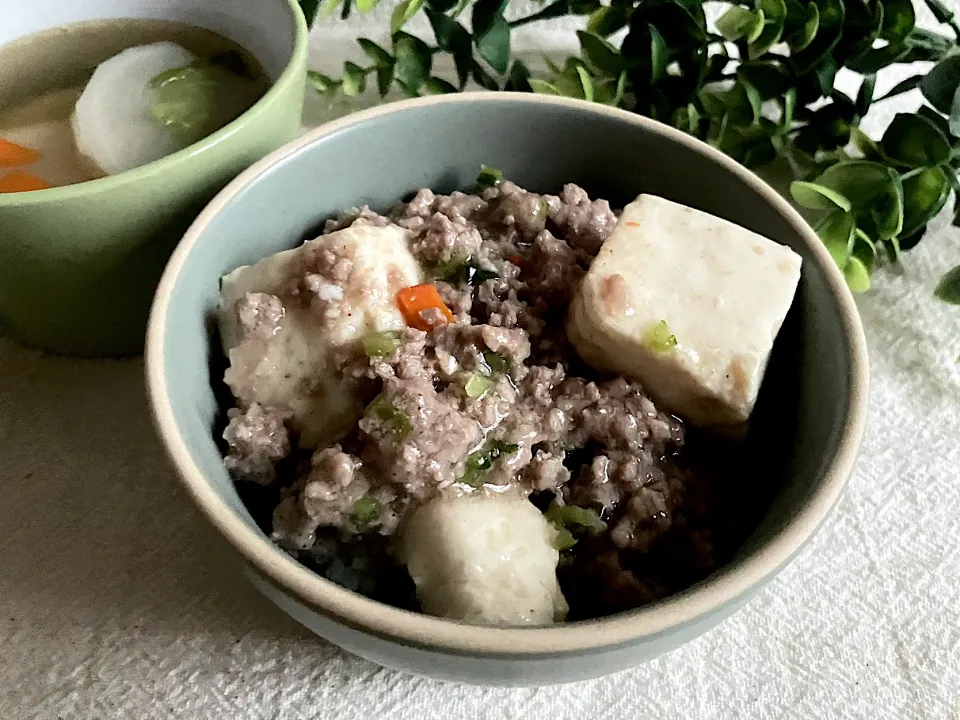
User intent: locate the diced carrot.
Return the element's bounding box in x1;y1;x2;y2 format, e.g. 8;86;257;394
0;171;52;193
625;221;640;227
506;254;526;268
0;137;40;167
396;283;454;331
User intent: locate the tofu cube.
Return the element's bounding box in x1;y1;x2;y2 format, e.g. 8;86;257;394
219;224;423;448
567;194;801;428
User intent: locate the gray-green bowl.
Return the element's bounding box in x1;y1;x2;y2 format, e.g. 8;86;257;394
145;94;869;686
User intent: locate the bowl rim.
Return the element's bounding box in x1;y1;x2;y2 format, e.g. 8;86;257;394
146;92;869;656
0;0;308;208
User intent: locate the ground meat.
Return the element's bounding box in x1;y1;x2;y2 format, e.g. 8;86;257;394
223;403;291;484
221;176;747;620
548;183;617;254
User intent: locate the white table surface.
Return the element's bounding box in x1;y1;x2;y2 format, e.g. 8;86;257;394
3;7;960;719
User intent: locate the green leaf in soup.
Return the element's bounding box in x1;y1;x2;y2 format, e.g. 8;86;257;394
784;1;818;51
340;62;367;97
934;265;960;305
880;113;951;168
577;30;623;76
920;55;960;115
790;181;852;211
749;0;787;60
358;39;393;67
393;32;432;91
843;255;871;293
900;166;951;238
814;211;856;267
878;0;915;42
737;61;791;100
350;496;382;529
149;62;220;144
716;6;763;42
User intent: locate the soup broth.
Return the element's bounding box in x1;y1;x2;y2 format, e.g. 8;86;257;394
0;19;270;190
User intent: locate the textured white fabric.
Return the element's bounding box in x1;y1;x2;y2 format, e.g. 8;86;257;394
3;4;960;717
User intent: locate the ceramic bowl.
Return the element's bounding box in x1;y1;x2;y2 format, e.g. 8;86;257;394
0;0;307;357
145;94;869;686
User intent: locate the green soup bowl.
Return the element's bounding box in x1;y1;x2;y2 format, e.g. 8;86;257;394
0;0;307;357
146;94;869;685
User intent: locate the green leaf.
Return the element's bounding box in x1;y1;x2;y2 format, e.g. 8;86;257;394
785;1;818;50
358;39;393;67
749;0;787;60
850;127;881;160
880;113;951;168
649;24;669;84
950;86;960;137
393;32;432;91
427;0;458;10
781;87;796;130
576;66;595;102
471;60;499;90
376;65;394;97
472;0;508;39
922;0;955;26
424;76;458;94
875;74;923;102
790;0;844;74
917;105;953;139
901;166;951;237
815;161;903;239
934;265;960;305
391;0;424;33
843;256;871;293
737;61;791;100
577;30;624;76
505;60;532;92
790;180;853;211
426;11;472;88
847;42;911;74
528;78;560;95
716;6;764;42
878;0;915;42
340;62;367;96
317;0;343;19
920;55;960;115
851;228;877;273
855;74;876;116
307;70;340;95
586;5;630;36
815;56;838;96
299;0;321;25
815;211;856;267
355;0;382;12
475;13;511;74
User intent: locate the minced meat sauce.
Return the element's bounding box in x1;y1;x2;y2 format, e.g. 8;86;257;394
220;179;759;619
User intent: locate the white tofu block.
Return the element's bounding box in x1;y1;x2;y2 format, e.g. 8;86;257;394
398;493;568;626
568;194;801;428
219;224;422;447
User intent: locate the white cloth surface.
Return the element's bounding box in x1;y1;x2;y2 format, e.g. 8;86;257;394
3;4;960;718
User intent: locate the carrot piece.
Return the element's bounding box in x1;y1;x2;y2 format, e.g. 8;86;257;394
0;137;41;167
0;171;52;193
396;283;454;331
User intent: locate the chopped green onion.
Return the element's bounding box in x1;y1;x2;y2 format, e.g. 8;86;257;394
642;320;678;352
536;198;550;221
432;257;499;287
475;165;503;189
482;350;509;376
363;330;402;357
350;496;382;530
552;526;577;551
464;373;494;399
544;503;604;531
364;393;412;438
460;439;520;487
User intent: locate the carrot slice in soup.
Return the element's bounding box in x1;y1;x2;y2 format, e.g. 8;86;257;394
396;284;454;331
0;171;52;193
0;137;41;167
